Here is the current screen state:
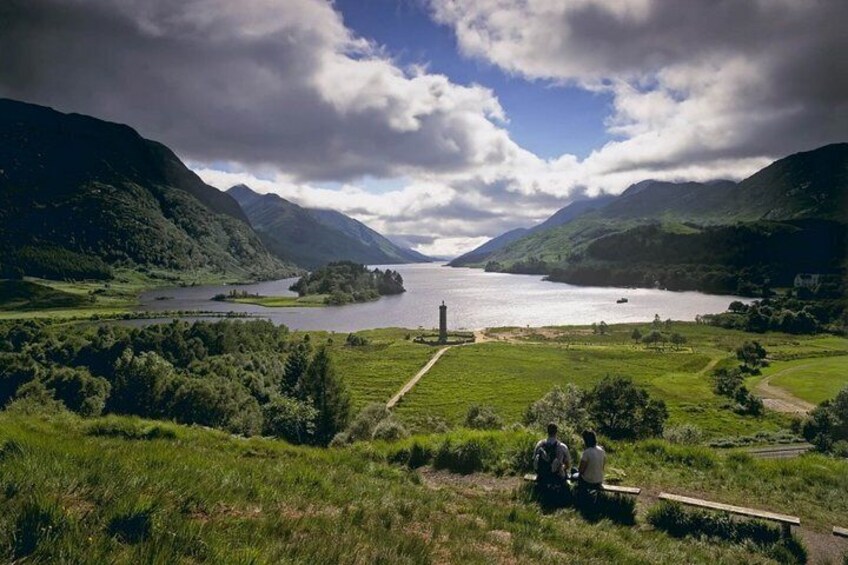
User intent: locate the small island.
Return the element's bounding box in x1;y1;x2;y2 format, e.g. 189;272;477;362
211;262;406;307
290;261;405;305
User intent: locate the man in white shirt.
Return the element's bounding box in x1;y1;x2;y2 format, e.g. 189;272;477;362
533;423;571;485
577;429;605;489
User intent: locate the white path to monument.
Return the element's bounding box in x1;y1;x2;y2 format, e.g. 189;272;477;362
386;346;452;409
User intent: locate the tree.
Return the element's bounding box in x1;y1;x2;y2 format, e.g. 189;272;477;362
652;314;662;330
262;395;317;444
282;344;310;397
109;350;175;418
598;321;608;335
297;347;351;445
736;341;767;372
712;367;744;397
642;330;663;350
802;386;848;452
630;328;642;344
42;366;110;417
524;384;591;433
669;333;687;350
587;376;667;439
728;301;747;313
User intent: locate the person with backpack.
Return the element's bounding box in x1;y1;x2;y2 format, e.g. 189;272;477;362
533;423;572;485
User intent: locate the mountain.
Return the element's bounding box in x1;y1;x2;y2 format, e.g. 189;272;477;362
228;185;431;270
458;143;848;295
449;194;614;267
307;208;432;263
0;98;292;281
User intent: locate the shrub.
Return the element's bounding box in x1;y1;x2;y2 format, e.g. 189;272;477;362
109;351;175;418
647;501;806;564
524;384;591;433
663;424;704;445
347;402;390;442
801;386;848;452
433;437;494;474
86;419;176;441
587;376;667;439
712;367;744;397
345;333;370;347
42;366;110;417
262;395;317;444
169;378;263;436
372;418;409;441
464;404;503;430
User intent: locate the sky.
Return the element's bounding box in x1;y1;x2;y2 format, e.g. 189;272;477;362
1;0;846;257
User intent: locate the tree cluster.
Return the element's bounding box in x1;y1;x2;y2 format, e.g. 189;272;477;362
289;262;405;305
799;386;848;455
525;377;668;440
0;319;351;445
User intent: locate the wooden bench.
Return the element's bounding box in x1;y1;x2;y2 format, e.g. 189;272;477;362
834;526;848;538
522;474;641;495
658;492;800;537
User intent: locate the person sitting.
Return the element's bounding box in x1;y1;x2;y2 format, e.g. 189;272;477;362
533;423;572;485
577;429;605;490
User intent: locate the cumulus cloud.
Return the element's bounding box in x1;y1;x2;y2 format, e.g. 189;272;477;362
0;0;523;181
430;0;848;172
1;0;844;257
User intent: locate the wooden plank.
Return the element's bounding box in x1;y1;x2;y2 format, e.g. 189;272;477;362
834;526;848;538
602;485;641;495
658;493;800;526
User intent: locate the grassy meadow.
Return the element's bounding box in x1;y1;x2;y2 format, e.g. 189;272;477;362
3;411;846;564
755;356;848;404
389;324;848;438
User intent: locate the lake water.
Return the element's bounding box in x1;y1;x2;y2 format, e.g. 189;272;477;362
136;263;746;332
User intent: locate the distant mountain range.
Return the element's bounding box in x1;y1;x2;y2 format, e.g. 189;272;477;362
0;99;430;282
228;185;431;270
451;144;847;296
0;98;292;281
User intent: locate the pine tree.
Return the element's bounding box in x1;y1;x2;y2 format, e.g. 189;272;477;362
297;347;351;445
282;344;310;397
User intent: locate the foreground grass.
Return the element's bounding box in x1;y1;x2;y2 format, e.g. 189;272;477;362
3;412;838;564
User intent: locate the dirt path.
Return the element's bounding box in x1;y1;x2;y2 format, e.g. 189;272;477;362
386;346;452;408
755;367;816;414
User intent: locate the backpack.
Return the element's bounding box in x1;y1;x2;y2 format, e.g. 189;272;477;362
535;441;559;481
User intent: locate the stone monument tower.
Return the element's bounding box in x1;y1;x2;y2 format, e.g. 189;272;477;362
439;301;447;344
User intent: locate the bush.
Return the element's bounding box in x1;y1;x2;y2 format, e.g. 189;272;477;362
587;376;667;439
647;501;806;564
109;351;175;418
801;386;848;452
372;418;409;441
168;378;263;436
297;347;352;445
262;395;317;444
347;402;390;442
86;419;176;441
434;437;494;474
524;384;591;433
464;404;503;430
663;424;704;445
42;366;110;417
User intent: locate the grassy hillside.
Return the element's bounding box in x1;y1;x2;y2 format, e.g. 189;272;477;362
230;184;429;269
2;412;847;563
0;99;294;282
460;144;848;298
0;280;90;310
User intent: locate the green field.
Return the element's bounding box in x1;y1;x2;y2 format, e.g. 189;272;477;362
388;324;848;438
228;294;329;307
2;411;846;563
757;356;848;404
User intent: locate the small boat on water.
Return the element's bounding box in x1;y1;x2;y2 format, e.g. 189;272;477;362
616;297;629;304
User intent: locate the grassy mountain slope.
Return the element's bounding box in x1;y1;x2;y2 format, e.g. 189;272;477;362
229;184;430;269
450;195;615;267
469;144;848;294
0;99;292;281
308;208;431;263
